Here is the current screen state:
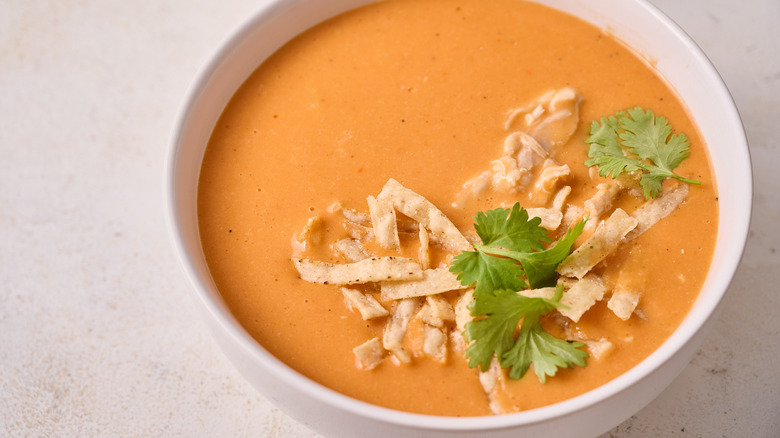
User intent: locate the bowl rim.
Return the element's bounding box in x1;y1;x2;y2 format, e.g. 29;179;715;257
166;0;752;432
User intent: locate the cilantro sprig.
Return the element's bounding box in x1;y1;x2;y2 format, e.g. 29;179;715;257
585;106;701;198
449;204;588;382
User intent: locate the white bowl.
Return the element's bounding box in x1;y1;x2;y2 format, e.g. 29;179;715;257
166;0;752;436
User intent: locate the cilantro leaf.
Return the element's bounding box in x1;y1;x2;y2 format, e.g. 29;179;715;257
479;218;586;289
464;288;558;372
465;285;588;380
585;106;701;198
450;204;549;297
449;204;589;382
450;250;527;297
474;203;549;252
504;317;588;382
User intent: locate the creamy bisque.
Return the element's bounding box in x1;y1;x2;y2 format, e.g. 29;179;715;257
198;0;718;416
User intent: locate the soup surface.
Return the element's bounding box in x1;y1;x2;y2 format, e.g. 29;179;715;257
198;0;717;416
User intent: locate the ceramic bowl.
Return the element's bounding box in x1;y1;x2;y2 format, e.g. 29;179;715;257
167;0;752;436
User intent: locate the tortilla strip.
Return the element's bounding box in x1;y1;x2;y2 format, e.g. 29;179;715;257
427;294;455;323
626;183;689;241
336;203;372;224
382;298;420;364
558;274;607;322
607;287;641;321
333;238;371;262
417;294;455;328
378;178;472;252
343;220;373;241
525;207;563;230
478;358;508;415
584;338;614;360
380;267;466;300
296;215;323;249
519;287;557;300
418;226;430;270
585;183;620;216
422;325;447;363
561;204;584;232
293;257;423;285
341;287;390;320
330;201;420;233
451;289;474;353
556;208;638;279
367;195;401;251
353;337;385;370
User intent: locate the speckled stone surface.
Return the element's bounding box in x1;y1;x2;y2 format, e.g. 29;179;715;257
1;1;777;437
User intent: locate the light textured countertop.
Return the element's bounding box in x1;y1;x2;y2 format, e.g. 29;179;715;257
1;1;777;436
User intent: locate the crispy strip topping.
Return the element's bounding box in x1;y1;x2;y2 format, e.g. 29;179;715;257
333;238;371;262
341;287;390;320
353;337;386;370
626;183;689;241
367;195;401;251
380;267;466;300
293;257;423;285
556;208;638;279
607;287;641;321
378;178;472;252
525;207;563;230
584;338;614;361
418;226;430;270
422;325;448;364
558;274;607;322
382;298;421;364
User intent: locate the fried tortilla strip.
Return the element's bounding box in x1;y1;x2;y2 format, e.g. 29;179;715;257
353;337;385;370
378;178;472;252
478;358;508;415
343;220;373;241
451;288;474;353
367;195;401;251
558;274;607;322
331;201;419;234
584;338;614;360
556;208;638;279
607;287;641;321
561;204;584;231
418;226;430;270
341;287;390;320
380;267;466;300
626;183;689;241
428;294;455;321
292;257;423;285
525;207;563;230
418;294;455;328
333;238;371;262
295;215;323;250
583;182;622;232
383;298;421;364
423;325;448;363
519;287;557;300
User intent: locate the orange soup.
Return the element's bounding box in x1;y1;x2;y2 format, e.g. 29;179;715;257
198;0;717;416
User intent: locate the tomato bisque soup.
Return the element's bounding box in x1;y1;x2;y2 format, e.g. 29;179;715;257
198;0;718;416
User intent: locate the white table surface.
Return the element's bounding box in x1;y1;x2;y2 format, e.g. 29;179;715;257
2;1;778;436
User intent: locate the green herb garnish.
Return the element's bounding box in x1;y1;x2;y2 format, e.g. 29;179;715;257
585;106;701;198
449;204;588;382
